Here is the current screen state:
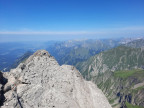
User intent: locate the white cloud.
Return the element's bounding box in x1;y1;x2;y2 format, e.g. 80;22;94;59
0;31;98;35
0;26;144;35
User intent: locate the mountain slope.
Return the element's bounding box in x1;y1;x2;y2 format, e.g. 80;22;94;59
76;46;144;108
0;41;56;72
76;46;144;79
1;50;111;108
6;51;33;71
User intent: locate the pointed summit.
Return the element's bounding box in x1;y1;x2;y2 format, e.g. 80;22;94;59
1;50;111;108
33;50;51;57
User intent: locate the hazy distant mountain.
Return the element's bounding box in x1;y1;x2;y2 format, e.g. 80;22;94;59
1;39;120;71
119;37;144;44
76;46;144;108
0;41;56;71
47;39;121;66
124;39;144;48
0;42;31;71
1;38;140;72
7;51;33;70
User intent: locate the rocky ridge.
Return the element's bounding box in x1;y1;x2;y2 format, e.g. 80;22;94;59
0;50;111;108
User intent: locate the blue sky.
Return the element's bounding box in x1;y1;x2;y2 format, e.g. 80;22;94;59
0;0;144;42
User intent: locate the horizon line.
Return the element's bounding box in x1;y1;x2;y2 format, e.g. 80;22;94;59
0;27;144;35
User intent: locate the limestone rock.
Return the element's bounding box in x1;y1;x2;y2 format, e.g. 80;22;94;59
1;50;111;108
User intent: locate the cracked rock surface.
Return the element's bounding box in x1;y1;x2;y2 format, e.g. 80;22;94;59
1;50;111;108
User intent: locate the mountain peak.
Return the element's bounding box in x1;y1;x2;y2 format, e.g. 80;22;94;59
33;50;51;57
1;50;111;108
24;50;56;65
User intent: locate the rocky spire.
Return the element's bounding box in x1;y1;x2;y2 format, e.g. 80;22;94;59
1;50;111;108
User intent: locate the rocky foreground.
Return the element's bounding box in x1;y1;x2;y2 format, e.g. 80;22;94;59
0;50;111;108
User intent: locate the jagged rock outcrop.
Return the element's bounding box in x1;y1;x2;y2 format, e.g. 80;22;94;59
1;50;111;108
0;71;7;106
0;72;4;105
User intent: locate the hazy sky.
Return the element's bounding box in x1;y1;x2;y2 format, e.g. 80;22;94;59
0;0;144;42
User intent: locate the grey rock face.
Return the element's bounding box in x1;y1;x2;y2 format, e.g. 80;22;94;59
0;71;7;106
1;50;111;108
0;72;3;105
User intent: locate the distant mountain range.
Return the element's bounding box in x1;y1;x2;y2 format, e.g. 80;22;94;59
0;41;55;71
124;39;144;48
0;38;122;71
1;38;144;108
47;39;121;66
1;38;144;71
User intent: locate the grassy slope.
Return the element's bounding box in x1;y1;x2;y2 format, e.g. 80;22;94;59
76;46;144;107
114;69;144;79
126;102;144;108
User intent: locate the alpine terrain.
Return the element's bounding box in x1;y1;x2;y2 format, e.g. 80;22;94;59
76;42;144;108
0;50;111;108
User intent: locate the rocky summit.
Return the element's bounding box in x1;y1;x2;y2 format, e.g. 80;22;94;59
0;50;111;108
